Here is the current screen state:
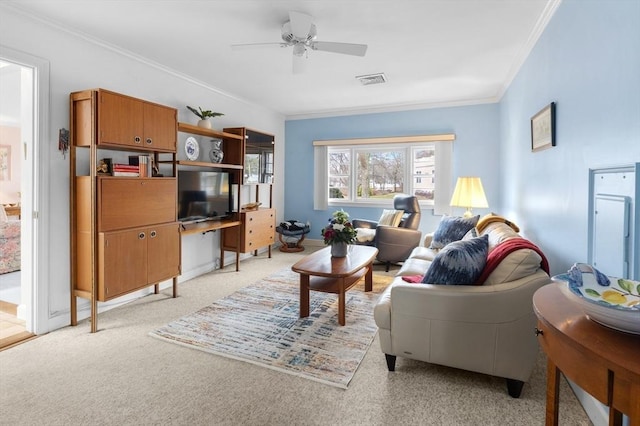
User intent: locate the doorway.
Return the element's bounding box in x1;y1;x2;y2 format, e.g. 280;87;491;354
0;46;50;345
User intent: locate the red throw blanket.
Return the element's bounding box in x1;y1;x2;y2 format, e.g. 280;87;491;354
475;237;549;285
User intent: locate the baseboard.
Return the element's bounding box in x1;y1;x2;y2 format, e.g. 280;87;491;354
47;247;270;332
567;380;608;426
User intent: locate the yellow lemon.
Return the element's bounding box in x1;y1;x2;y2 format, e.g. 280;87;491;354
602;290;627;305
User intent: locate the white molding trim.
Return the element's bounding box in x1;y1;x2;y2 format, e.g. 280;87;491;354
0;45;51;335
2;2;280;118
495;0;563;101
287;96;498;121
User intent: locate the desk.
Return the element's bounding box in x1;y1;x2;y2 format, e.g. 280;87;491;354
533;283;640;426
180;219;242;272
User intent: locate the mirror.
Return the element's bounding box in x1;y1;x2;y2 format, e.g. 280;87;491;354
244;130;274;184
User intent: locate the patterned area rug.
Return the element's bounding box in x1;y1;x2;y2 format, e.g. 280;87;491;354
150;268;392;389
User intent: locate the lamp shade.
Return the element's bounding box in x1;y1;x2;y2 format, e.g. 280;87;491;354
449;177;488;217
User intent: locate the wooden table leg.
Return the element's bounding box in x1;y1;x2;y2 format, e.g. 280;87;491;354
546;358;560;426
172;276;178;298
299;274;310;318
338;278;346;326
364;263;373;292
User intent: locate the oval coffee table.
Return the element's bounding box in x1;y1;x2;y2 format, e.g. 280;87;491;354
291;245;378;326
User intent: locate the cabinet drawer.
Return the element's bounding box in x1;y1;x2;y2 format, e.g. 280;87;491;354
99;178;176;231
244;209;275;247
244;209;275;228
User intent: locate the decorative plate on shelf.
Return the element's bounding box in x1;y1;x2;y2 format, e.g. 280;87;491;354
185;137;199;161
553;263;640;335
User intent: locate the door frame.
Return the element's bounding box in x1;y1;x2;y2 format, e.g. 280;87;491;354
0;45;51;335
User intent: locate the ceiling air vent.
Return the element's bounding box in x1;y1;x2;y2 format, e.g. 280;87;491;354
356;73;387;86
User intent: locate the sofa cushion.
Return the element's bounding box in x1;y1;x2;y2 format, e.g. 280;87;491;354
478;237;549;285
397;257;432;276
483;249;544;285
480;222;520;251
422;234;489;285
429;215;480;250
355;227;376;242
378;209;404;227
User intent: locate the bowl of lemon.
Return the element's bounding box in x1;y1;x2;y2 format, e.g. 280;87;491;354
552;263;640;335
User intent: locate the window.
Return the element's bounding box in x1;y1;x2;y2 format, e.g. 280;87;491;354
314;134;454;213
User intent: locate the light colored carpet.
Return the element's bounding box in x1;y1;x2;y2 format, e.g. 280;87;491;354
150;269;392;389
0;249;592;425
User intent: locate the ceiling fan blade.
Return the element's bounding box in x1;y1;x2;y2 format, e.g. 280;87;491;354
289;11;313;40
292;53;308;74
231;42;288;50
311;41;368;57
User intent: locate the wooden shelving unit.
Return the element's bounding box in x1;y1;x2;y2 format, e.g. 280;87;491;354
70;89;181;333
176;122;245;271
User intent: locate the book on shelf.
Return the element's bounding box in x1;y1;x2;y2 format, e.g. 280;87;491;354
128;155;152;177
113;163;139;170
112;171;140;177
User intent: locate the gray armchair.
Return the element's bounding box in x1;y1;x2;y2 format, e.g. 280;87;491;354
352;194;422;271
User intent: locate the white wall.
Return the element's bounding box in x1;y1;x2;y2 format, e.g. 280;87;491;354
0;5;286;332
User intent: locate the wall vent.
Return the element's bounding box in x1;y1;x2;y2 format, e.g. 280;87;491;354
356;73;387;85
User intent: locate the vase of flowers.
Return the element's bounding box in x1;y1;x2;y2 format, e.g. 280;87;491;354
321;210;357;257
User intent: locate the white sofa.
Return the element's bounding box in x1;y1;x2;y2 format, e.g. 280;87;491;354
373;219;552;398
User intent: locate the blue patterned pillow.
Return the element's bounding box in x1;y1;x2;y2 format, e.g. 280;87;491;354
422;234;489;285
429;215;480;250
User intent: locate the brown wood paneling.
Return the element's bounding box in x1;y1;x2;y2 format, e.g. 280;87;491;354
143;102;177;152
98;229;147;301
147;222;180;283
98;178;176;231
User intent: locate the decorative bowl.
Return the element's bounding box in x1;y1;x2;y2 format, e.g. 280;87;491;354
552;264;640;335
242;202;262;211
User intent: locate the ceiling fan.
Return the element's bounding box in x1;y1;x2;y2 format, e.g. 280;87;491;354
231;11;368;73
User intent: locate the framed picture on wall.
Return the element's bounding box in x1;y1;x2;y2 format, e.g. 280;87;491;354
531;102;556;152
0;144;10;181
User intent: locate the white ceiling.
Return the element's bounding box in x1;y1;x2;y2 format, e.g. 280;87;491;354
5;0;558;119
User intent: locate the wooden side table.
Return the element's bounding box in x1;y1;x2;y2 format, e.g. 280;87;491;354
533;283;640;426
3;205;20;219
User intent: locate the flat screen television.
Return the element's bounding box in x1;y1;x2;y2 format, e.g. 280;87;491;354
177;170;233;222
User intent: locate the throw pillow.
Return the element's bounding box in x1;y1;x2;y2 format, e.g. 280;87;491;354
429;215;480;250
421;234;489;285
378;209;404;227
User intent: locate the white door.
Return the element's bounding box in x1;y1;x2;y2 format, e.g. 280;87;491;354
0;46;50;334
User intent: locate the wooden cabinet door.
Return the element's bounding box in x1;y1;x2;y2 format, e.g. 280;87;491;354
98;178;177;231
147;222;180;283
143;102;177;152
98;229;147;301
98;91;144;148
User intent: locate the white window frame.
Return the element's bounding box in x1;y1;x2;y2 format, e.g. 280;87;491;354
313;134;454;214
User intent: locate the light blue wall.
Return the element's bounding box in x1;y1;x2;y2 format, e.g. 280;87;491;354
284;0;640;274
499;0;640;276
284;104;500;239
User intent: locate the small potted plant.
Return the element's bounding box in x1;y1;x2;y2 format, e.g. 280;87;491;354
187;106;224;129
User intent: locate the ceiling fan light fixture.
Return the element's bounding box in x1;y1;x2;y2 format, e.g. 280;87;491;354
292;44;307;57
356;73;387;85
